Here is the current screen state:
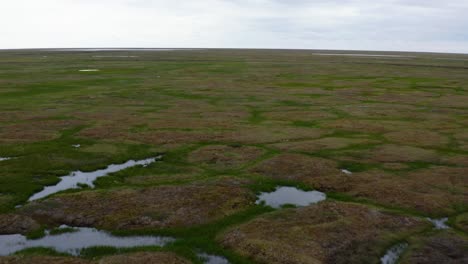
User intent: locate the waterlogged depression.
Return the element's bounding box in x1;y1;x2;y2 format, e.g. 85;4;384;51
198;253;230;264
428;218;450;229
78;69;99;72
28;156;161;201
0;226;174;256
256;186;326;208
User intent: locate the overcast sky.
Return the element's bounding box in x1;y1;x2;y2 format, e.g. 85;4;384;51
1;0;468;53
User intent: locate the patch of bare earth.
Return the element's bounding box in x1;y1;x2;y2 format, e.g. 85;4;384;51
401;232;468;264
20;184;255;230
188;145;265;169
220;201;427;264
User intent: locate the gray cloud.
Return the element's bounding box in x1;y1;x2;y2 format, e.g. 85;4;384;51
1;0;467;53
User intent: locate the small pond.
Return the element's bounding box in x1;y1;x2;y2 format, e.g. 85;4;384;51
256;186;326;208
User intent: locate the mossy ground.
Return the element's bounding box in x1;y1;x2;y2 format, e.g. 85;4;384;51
0;49;467;263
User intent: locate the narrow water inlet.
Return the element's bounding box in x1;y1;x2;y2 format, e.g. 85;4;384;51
0;157;12;161
256;186;326;208
0;227;174;256
78;69;100;72
198;253;230;264
380;243;408;264
28;156;161;201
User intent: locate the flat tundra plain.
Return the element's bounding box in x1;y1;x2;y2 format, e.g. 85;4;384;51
0;49;467;263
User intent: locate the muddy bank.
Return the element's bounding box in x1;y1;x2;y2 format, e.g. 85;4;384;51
220;201;427;264
20;183;255;230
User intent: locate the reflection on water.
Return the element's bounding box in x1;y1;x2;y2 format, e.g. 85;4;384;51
0;226;174;256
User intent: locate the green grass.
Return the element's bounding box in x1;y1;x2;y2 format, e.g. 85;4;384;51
1;49;467;263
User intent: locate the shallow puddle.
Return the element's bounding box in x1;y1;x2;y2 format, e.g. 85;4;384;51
341;169;353;175
0;226;174;256
79;69;99;72
28;156;161;201
198;253;230;264
380;243;408;264
256;186;326;208
428;218;449;229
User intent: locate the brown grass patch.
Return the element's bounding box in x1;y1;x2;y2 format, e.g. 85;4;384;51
188;145;265;169
249;153;340;181
220;201;427;264
20;183;255;230
270;137;378;152
384;130;449;147
401;232;468;264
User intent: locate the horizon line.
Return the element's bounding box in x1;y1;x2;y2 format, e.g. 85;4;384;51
1;47;467;56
